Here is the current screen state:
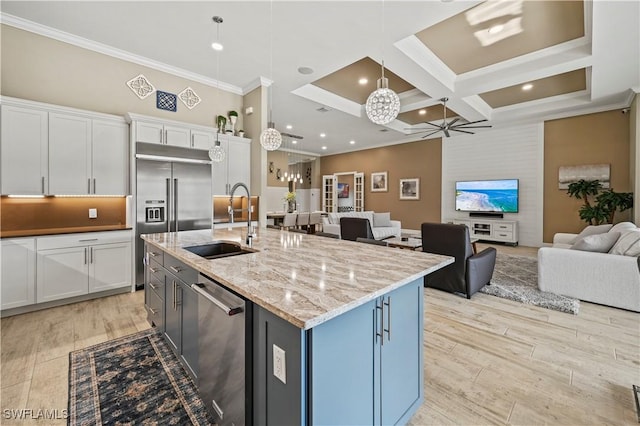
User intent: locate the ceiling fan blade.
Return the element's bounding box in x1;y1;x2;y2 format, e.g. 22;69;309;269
420;129;443;139
447;117;461;126
452;124;492;129
444;129;450;137
456;119;488;126
450;128;475;135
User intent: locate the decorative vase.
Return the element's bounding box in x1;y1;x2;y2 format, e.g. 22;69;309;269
216;115;226;134
287;200;296;213
238;130;245;138
229;115;237;134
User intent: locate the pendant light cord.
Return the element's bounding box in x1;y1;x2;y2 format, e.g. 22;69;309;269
381;0;386;79
268;0;274;124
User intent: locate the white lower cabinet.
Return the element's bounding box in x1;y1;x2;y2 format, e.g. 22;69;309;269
37;246;88;302
35;231;132;304
1;238;36;310
89;242;132;293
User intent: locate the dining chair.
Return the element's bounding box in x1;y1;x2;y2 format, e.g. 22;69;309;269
308;212;322;234
296;212;310;232
282;213;298;230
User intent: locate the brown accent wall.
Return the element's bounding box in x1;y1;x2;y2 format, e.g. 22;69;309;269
543;110;631;242
1;196;127;232
320;139;442;230
266;150;289;188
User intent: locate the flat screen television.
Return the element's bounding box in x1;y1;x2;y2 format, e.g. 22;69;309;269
337;183;349;198
455;179;519;213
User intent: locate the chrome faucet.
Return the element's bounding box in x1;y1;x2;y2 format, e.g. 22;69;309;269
228;182;255;246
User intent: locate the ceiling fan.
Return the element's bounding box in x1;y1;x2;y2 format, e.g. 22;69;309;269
407;97;492;138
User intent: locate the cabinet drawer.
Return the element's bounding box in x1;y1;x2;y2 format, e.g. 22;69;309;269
145;287;164;329
37;231;131;250
492;231;514;241
164;255;197;284
146;246;164;266
147;265;165;300
493;223;514;232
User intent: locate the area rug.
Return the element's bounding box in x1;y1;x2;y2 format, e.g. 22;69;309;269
479;252;580;315
68;328;213;425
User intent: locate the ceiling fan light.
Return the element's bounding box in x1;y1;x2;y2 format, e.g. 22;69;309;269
365;77;400;125
260;122;282;151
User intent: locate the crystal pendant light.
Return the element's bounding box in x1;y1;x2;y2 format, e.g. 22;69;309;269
209;138;225;162
209;16;226;163
365;0;400;125
365;61;400;125
260;120;282;151
259;1;282;151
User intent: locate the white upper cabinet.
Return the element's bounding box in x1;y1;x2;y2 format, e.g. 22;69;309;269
134;120;190;148
48;113;92;195
0;97;130;196
0;105;49;195
92;120;128;195
212;134;251;195
191;129;215;150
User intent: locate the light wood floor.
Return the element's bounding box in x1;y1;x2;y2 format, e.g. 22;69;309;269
1;245;638;425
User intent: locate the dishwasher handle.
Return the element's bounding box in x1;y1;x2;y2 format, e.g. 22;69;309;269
191;283;244;316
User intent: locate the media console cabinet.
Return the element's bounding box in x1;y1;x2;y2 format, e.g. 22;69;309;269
450;218;518;246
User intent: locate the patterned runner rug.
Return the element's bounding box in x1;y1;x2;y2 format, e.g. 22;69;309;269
68;328;213;425
480;252;580;315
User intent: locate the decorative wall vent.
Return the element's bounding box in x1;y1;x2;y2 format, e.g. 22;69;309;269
156;91;177;112
126;74;155;99
178;87;201;110
316;106;332;113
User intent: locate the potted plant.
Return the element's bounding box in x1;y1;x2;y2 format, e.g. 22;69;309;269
228;110;238;134
238;129;245;138
567;179;633;225
216;115;226;134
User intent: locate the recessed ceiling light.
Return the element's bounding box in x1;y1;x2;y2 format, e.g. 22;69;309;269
522;83;533;91
286;124;292;130
298;66;314;75
418;109;426;115
321;146;327;150
349;140;356;145
320;133;326;138
211;42;223;51
488;24;504;34
292;140;297;144
358;78;368;85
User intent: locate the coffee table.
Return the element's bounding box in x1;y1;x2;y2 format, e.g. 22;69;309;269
385;237;423;251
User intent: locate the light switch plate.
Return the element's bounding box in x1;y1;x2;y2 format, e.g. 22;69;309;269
89;208;98;219
273;344;286;384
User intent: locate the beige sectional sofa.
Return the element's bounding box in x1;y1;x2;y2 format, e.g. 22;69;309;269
322;211;401;240
538;222;640;312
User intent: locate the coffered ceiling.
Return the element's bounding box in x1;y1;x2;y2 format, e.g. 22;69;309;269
1;1;638;156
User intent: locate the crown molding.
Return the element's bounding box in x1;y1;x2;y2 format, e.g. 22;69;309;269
1;12;244;95
243;77;273;94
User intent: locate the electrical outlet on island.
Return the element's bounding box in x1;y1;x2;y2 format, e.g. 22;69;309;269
89;208;98;219
273;344;286;384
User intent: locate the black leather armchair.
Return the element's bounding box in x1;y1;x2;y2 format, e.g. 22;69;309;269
340;217;374;241
421;222;497;299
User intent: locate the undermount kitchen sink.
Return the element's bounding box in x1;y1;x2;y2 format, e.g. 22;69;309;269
183;242;256;260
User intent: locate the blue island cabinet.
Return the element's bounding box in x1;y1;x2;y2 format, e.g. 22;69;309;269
253;278;424;425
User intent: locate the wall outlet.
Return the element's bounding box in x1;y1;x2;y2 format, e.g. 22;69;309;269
88;208;98;219
273;344;286;384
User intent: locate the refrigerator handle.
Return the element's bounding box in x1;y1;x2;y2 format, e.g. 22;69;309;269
166;178;172;232
173;178;179;231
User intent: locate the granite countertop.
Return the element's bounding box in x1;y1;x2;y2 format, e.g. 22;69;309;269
1;225;132;238
142;228;453;330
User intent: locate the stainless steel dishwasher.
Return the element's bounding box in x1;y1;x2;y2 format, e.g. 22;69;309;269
191;274;250;426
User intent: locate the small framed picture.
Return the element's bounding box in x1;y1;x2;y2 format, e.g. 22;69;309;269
371;171;388;192
400;178;420;200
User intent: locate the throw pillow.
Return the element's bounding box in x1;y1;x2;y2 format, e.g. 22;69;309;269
608;221;637;234
373;212;392;227
571;231;620;253
609;229;640;256
575;224;613;241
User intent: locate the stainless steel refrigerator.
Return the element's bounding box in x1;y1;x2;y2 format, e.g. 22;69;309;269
135;158;212;286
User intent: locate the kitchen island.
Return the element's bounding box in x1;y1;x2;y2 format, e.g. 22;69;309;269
141;228;453;425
